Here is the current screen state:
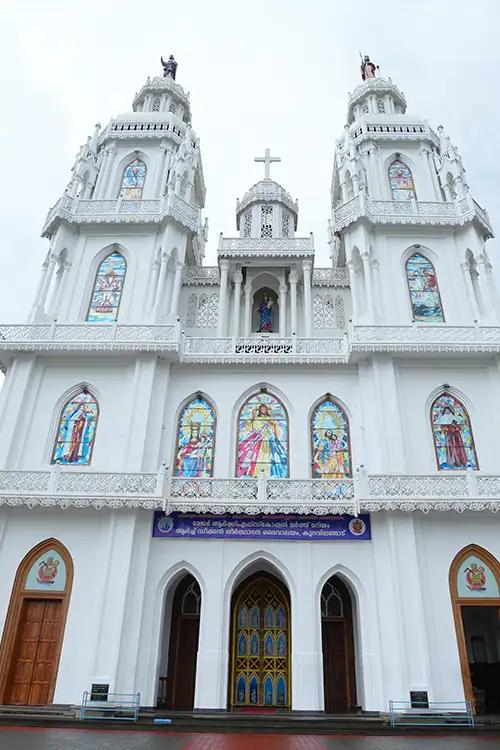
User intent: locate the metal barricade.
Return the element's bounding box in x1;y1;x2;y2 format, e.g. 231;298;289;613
388;699;474;728
80;691;140;722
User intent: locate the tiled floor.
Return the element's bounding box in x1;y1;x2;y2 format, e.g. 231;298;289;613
0;728;499;750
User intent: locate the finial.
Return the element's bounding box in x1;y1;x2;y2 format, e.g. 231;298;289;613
161;54;178;81
254;148;281;180
359;53;378;81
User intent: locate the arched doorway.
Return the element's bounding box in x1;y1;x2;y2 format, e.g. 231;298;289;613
163;574;201;710
229;572;290;709
0;538;73;705
450;545;500;714
321;575;356;713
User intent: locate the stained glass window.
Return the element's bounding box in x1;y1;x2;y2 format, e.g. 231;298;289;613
388;159;416;201
118;158;146;199
406;253;444;322
52;390;98;465
87;251;126;323
174;395;216;478
237;392;288;478
431;393;478;471
311;397;351;478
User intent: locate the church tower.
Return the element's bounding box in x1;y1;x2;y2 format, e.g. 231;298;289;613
331;55;495;326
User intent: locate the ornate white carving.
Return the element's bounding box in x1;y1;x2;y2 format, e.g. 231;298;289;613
351;324;500;353
237;181;298;217
182;267;220;286
312;268;350;287
218;236;314;258
181;336;347;362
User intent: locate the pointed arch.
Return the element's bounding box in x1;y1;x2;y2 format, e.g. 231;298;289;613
236;390;289;478
430;391;478;471
388;158;416;201
405;252;444;322
51;388;99;466
311;395;352;478
173;393;216;478
320;574;357;712
449;545;500;711
87;250;126;322
0;538;73;705
118;157;147;199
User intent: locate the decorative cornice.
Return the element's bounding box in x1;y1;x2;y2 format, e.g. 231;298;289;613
182;266;220;286
218;236;314;259
312;268;350;287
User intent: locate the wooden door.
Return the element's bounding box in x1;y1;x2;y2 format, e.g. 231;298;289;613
5;599;63;705
166;575;201;710
321;576;356;713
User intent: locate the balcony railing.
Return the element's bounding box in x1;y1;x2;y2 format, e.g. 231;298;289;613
1;469;499;513
42;193;201;237
332;193;493;236
350;323;500;351
218;236;315;258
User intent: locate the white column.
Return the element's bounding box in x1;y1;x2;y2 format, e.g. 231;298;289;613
232;271;243;336
154;144;168;197
461;260;481;321
477;255;500;322
48;260;70;319
279;283;287;336
153;252;169;314
302;260;312;336
346;259;359;321
361;251;375;320
37;253;57;314
217;261;230;337
169;261;184;315
94;148;110;198
291;545;322;710
0;355;37;466
30;255;50;318
243;282;252;336
289;271;298;335
100;146;117;199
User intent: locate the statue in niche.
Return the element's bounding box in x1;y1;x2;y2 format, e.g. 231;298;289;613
258;294;274;332
360;54;377;80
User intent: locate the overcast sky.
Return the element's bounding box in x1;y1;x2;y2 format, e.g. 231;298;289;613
0;0;499;321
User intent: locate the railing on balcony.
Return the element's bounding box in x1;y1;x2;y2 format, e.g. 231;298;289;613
1;469;500;513
0;323;180;350
218;236;315;257
181;335;347;360
350;323;500;349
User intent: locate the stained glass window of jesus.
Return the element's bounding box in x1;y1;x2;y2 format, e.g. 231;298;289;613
52;390;98;465
431;392;478;471
174;395;215;478
87;251;126;323
118;158;146;199
388;159;416;201
311;397;351;478
237;392;288;478
406;253;444;322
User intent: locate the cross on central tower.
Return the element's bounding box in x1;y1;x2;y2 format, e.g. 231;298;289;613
254;148;281;180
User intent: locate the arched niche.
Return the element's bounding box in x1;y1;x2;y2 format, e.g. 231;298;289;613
252;286;279;334
320;575;357;712
449;545;500;714
0;539;73;705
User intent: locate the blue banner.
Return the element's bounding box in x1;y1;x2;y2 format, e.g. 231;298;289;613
152;512;371;541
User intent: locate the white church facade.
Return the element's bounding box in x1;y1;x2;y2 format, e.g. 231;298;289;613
0;54;499;715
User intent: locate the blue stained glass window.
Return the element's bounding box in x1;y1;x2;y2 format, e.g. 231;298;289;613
277;607;286;628
250;633;259;656
52;390;98;466
312;398;351;479
431;392;478;471
251;606;260;628
406;253;444;322
87;251;126;323
264;633;274;656
264;606;275;628
388;159;416;201
238;606;248;627
237;392;288;478
236;675;246;704
249;675;259;704
119;158;146;199
277;633;286;657
277;676;286;706
263;676;273;705
174;396;215;478
237;633;247;656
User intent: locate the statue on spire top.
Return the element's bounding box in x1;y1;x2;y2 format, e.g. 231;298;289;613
161;54;178;80
360;54;377;81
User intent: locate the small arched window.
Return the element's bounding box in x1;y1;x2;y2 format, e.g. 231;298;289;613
431;392;478;471
388;159;416;201
405;253;444;322
118;158;146;199
181;579;202;615
237;391;288;478
51;389;99;465
87;251;126;322
311;396;351;478
174;395;216;478
321;581;344;617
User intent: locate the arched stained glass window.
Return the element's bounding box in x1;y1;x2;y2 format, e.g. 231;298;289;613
118;158;146;199
87;251;126;323
431;392;478;471
174;395;216;478
311;397;351;478
237;392;288;478
388;159;416;201
52;390;98;465
406;253;444;322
